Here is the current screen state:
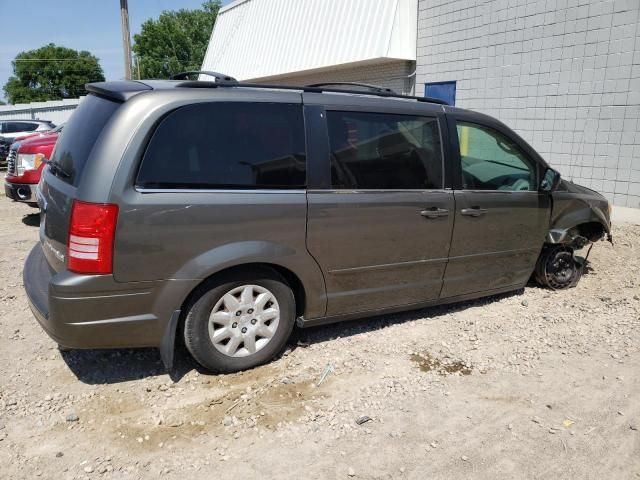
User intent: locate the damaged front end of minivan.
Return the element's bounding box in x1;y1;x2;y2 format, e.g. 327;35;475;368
535;179;612;289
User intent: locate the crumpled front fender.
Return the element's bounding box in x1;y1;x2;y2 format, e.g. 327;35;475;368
548;183;611;244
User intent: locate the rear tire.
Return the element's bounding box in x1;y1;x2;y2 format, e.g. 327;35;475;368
183;268;296;373
535;245;583;289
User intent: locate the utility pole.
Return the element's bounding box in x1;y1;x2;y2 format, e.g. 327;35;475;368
120;0;132;80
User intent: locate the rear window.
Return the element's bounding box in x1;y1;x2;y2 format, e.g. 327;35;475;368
136;102;306;189
50;94;120;186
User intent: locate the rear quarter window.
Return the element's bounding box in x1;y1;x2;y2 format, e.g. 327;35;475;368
50;94;120;186
136;102;306;189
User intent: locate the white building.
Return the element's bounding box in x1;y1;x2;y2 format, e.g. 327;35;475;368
204;0;640;208
201;0;419;94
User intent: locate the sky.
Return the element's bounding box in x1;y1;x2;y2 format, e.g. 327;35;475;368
0;0;233;102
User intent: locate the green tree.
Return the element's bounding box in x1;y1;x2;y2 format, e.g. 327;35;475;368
132;1;221;79
3;44;105;104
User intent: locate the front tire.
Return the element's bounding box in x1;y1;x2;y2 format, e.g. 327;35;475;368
183;268;296;373
535;245;583;289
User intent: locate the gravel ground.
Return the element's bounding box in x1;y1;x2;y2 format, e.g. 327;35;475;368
0;199;639;480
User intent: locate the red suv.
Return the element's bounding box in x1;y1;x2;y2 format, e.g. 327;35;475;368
4;125;62;207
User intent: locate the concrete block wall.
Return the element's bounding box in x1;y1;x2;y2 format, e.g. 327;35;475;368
416;0;640;208
256;60;417;95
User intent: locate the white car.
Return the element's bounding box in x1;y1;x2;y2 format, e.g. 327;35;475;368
0;120;56;166
0;120;55;142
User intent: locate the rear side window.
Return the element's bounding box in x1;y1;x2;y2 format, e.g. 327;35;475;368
137;102;306;189
19;122;39;132
4;122;37;133
327;111;443;190
50;94;120;186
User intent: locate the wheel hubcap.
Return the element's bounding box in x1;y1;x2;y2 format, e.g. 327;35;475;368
208;284;280;358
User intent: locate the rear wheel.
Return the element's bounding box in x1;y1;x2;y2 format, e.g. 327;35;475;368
535;245;583;289
183;269;296;373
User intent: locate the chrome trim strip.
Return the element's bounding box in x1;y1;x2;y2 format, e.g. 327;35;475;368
137;188;453;194
456;189;540;194
135;187;306;194
6;147;18;176
307;189;451;194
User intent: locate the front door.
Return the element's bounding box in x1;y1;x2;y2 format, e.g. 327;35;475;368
306;106;455;316
441;116;550;298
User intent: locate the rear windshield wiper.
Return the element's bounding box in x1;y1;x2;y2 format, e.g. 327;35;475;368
44;159;71;179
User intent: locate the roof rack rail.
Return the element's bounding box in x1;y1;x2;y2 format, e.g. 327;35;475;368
175;81;449;106
170;71;237;83
307;82;396;94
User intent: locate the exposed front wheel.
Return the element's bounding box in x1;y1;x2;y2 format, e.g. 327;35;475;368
535;245;583;290
183;269;296;373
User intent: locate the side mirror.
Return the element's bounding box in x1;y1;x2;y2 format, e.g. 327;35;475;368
540;167;561;192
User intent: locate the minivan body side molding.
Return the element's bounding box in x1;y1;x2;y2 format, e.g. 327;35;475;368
329;257;448;275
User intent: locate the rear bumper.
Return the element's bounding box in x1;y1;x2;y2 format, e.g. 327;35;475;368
5;181;37;204
24;243;197;349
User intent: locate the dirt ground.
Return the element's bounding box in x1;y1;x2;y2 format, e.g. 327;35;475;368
0;199;639;480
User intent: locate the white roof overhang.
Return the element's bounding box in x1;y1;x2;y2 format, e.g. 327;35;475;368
201;0;417;81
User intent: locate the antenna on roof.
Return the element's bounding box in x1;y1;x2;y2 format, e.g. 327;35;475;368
169;71;237;83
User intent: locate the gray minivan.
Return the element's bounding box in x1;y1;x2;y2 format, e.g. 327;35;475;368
24;76;611;373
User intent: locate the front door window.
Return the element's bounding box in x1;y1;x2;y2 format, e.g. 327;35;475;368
456;122;536;191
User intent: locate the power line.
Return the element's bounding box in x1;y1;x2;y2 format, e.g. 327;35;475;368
14;59;99;62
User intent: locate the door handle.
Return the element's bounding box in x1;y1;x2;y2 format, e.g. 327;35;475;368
420;207;449;219
460;206;488;217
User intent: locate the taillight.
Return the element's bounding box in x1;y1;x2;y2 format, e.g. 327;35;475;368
67;200;119;274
